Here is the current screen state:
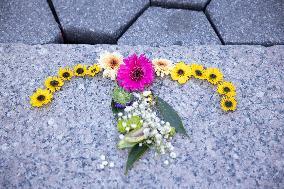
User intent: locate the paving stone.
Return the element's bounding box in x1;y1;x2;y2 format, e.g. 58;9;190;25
51;0;149;44
0;0;63;44
0;44;284;188
118;7;221;46
152;0;209;10
206;0;284;45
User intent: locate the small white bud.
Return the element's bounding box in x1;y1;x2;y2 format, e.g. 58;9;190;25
155;134;162;140
119;134;124;140
143;128;150;137
133;101;138;107
122;122;127;127
102;161;108;166
170;152;177;159
164;160;169;165
100;155;106;161
109;162;114;168
99;164;104;170
143;91;151;97
118;112;123;117
139;143;143;147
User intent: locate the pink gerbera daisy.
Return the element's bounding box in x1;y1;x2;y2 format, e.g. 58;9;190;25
117;54;155;92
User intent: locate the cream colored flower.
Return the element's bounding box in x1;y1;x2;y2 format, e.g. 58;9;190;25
98;52;123;80
152;58;173;77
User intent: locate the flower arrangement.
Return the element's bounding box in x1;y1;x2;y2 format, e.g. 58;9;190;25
30;52;237;173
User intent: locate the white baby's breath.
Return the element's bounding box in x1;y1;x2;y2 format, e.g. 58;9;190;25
117;92;178;160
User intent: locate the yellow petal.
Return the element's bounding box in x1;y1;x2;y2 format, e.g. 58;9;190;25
178;77;188;84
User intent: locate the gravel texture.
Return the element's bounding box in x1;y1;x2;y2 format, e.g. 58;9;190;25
206;0;284;45
152;0;210;10
0;0;63;44
51;0;149;44
118;7;221;46
0;44;284;188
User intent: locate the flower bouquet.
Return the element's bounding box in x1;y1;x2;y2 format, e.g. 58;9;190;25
30;52;237;173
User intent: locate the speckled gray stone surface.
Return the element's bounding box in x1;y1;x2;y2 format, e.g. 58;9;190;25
118;7;221;46
0;0;63;44
0;44;284;188
206;0;284;45
51;0;149;44
152;0;209;10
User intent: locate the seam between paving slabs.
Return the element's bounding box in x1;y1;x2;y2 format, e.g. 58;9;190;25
203;0;212;11
150;3;202;11
47;0;66;43
150;0;225;45
116;1;151;43
204;0;225;45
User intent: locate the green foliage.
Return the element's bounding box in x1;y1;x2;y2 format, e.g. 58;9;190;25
125;144;149;174
117;127;145;149
112;85;133;105
155;96;188;137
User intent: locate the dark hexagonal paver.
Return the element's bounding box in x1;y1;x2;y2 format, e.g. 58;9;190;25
118;7;221;46
52;0;149;44
152;0;210;10
206;0;284;45
0;0;63;44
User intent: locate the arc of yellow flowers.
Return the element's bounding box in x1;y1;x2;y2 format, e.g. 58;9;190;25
30;60;237;111
169;61;237;111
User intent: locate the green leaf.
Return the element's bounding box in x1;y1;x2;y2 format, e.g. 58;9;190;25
118;127;146;149
111;100;124;118
117;140;137;149
155;96;188;137
125;144;149;174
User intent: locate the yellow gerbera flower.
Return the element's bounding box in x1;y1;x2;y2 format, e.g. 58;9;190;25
205;68;223;85
171;62;191;84
191;63;205;79
44;76;64;92
217;81;236;97
87;64;101;76
30;88;53;107
98;52;123;80
58;67;73;80
74;64;87;77
220;96;237;111
152;58;173;77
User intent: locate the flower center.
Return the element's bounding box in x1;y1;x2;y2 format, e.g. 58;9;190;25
210;74;216;79
110;59;118;69
76;68;84;74
91;68;97;73
131;67;144;81
158;61;166;67
225;101;233;107
50;80;59;87
224;87;230;92
177;69;184;76
62;72;70;78
37;95;45;101
195;70;202;76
